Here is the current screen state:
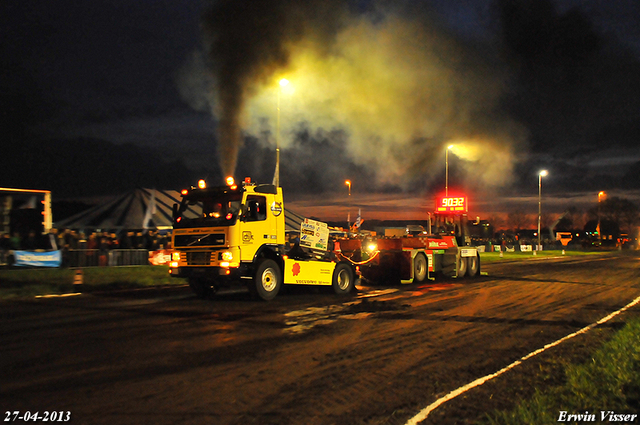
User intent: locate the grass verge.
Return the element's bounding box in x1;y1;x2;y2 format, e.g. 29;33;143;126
480;250;605;263
0;266;186;299
483;318;640;424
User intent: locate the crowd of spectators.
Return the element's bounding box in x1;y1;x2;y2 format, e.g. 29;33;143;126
1;229;172;253
1;228;173;267
52;229;172;252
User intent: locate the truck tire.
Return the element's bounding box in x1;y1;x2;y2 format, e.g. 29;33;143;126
413;253;428;283
189;277;214;299
467;254;480;277
457;256;468;278
253;259;281;301
332;263;355;295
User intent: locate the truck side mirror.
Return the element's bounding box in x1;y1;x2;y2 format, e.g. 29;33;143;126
239;204;247;221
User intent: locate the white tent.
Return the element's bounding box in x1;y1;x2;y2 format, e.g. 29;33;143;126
55;188;179;230
55;188;306;232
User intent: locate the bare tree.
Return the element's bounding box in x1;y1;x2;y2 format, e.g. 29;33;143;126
588;197;639;235
488;214;506;232
507;209;531;231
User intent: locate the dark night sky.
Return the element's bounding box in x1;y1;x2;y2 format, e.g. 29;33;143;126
1;0;640;217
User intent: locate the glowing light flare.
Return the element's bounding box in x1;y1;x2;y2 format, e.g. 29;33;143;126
226;176;235;186
198;179;206;189
445;142;481;161
278;77;294;95
539;170;548;177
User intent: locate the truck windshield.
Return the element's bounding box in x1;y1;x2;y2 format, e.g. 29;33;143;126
174;192;242;228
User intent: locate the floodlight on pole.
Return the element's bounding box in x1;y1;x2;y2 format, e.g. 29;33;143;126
597;191;606;241
445;145;454;197
345;180;351;228
274;78;290;188
537;170;548;252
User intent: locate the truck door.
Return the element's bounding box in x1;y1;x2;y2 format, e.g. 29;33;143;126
240;194;274;262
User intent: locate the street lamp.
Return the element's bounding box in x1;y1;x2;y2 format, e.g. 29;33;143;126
445;145;454;197
345;180;351;228
274;78;289;188
597;191;606;242
537;170;548;253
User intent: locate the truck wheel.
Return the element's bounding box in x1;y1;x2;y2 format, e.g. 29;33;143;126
457;256;468;278
413;253;428;283
332;263;355;295
467;254;480;277
189;278;213;299
253;259;281;301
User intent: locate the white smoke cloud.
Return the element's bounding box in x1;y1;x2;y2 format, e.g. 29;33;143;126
179;2;528;190
243;13;526;189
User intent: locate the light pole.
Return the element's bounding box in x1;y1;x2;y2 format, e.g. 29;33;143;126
445;145;453;197
537;170;548;252
597;191;606;242
274;78;289;188
345;180;351;228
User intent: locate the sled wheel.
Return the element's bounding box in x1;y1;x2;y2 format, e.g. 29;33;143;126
457;256;468;278
467;254;480;277
413;253;428;283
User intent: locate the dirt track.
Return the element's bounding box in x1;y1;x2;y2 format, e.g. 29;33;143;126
2;252;639;425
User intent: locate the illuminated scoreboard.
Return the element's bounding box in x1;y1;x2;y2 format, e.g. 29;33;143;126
436;196;468;213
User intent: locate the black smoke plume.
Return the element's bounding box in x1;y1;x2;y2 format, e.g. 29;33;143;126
202;0;348;178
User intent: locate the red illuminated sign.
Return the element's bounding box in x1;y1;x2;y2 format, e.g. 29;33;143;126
436;196;467;213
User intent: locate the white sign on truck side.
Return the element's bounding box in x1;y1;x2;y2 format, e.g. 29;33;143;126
300;218;329;251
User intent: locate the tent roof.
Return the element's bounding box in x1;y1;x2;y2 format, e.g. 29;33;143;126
55;188;179;230
55;188;306;232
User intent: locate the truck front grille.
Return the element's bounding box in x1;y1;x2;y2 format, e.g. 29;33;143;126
186;251;212;266
174;233;225;248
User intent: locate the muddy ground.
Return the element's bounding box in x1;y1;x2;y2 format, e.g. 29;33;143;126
2;252;639;424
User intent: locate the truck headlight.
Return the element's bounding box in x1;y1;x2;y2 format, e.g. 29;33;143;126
172;252;181;261
221;251;233;261
367;243;377;252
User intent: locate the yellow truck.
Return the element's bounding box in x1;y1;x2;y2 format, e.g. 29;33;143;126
169;178;356;300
